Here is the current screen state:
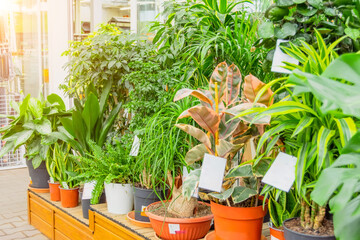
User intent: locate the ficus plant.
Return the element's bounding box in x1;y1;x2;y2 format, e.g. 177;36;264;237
170;62;273;218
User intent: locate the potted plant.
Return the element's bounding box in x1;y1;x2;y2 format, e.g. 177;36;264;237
55;143;81;208
250;37;353;239
280;53;360;240
132;100;195;223
167;62;273;240
0;93;70;189
77;141;134;214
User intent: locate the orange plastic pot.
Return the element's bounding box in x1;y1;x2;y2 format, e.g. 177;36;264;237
210;201;267;240
59;187;79;208
48;181;61;201
269;222;285;240
145;201;213;240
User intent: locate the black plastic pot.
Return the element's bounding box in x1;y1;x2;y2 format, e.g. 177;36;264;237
82;192;106;219
26;160;49;189
134;187;163;222
283;218;336;240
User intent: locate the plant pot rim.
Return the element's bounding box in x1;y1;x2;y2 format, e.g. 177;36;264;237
269;221;284;232
48;180;60;184
283;217;335;238
210;200;267;209
145;200;213;223
105;182;132;186
59;187;79;191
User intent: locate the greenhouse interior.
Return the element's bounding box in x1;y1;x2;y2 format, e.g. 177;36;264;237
0;0;359;240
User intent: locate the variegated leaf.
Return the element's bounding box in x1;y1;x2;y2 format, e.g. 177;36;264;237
182;169;201;200
208;187;234;201
210;62;228;101
231;186;258;204
188;106;220;136
292;116;314;138
219;114;241;139
226;64;242;105
244;74;273;106
335;118;357;147
317;126;335;171
185;144;209;165
225;164;253;179
175;124;211;149
173;88;213;105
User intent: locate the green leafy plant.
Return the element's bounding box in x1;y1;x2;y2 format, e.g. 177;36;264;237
55;143;80;189
76;141;133;204
258;0;360;65
0;94;70;168
174;62;273;216
282;53;360;240
249;41;357;233
60;83;122;156
151;0;273;86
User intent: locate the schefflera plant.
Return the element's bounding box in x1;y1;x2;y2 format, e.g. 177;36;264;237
171;62;273;215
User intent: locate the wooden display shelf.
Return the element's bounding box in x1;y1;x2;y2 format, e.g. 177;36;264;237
28;189;270;240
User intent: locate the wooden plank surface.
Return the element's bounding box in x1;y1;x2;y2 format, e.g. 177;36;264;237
91;203;270;240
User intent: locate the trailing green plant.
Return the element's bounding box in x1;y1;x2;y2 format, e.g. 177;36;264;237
175;62;273;217
151;0;273;87
258;0;360;67
246;41;357;233
55;143;80;189
59;83;122;156
0;94;71;168
75;140;133;204
278;53;360;240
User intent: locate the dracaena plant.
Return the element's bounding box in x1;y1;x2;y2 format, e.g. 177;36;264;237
174;62;273;208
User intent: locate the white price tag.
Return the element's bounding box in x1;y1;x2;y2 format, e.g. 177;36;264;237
271;236;280;240
49;177;54;184
271;39;299;74
62;182;69;189
130;135;141;157
82;181;96;200
262;152;297;192
198;154;226;192
168;224;180;234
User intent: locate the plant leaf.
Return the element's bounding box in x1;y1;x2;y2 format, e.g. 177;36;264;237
175;123;212;150
231;186;257;204
188;106;220;137
244;74;273;106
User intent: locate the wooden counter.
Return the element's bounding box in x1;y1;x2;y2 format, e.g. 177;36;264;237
28;189;270;240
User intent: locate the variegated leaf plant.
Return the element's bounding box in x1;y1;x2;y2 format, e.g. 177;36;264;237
174;62;273;206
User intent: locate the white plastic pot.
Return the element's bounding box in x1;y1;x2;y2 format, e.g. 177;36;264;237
104;182;134;214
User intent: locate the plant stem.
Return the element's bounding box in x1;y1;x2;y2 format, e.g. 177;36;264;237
255;177;261;207
300;199;306;228
214;82;219;156
309;200;317;230
304;203;311;229
314;205;326;230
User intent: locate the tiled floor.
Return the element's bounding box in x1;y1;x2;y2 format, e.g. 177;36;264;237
0;168;47;239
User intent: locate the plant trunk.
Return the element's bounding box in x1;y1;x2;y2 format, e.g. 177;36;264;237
314;205;326;230
304;203;311;229
300;199;306;228
306;200;317;229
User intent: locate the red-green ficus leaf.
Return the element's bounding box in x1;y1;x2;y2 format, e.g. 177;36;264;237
244;74;273;106
175;123;211;150
188;106;221;136
173;88;213;105
210;62;228;101
226;64;242;105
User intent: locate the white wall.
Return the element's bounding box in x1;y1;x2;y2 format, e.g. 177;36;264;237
47;0;71;108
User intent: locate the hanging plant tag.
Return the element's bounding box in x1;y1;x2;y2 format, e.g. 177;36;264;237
262;152;297;192
168;224;180;234
62;182;69;189
130;135;141;156
198;154;226;192
82;181;96;200
271;39;299;74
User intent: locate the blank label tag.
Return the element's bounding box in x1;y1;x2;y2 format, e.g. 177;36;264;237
62;182;69;189
49;177;54;184
271;39;299;74
198;154;226;192
82;181;96;200
168;224;180;234
271;236;280;240
262;152;297;192
130;135;140;156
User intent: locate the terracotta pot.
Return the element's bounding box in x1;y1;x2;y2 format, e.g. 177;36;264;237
145;201;213;240
269;222;285;240
210;201;267;240
59;187;79;208
48;181;61;201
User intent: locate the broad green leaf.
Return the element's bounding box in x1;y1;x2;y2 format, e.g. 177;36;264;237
175;123;211;150
47;94;66;110
296;143;309;195
209;187;235;201
333;196;360;240
60;117;75;138
316;126;335;171
98;102;122;147
335;118;357;147
13;130;34;149
275;22;297;39
231;186;257;204
20;94;31;117
225;164;253;178
34;119;52;135
82;93;100;134
185;144;208;165
0;142;15;158
32;155;43;169
342;130;360;154
345;27;360;41
292;116;314;137
258;22;274;39
28;98;43;119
